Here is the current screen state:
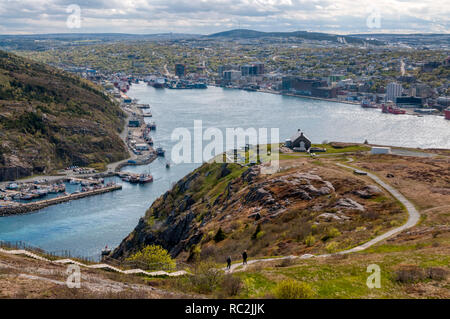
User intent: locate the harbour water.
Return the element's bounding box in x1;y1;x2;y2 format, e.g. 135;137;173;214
0;83;448;259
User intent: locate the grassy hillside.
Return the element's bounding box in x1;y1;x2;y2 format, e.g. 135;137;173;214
0;50;128;180
112;159;407;262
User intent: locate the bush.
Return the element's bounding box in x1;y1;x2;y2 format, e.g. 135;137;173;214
304;235;316;247
252;224;262;240
426;267;447;281
221;274;243;297
126;245;176;271
394;265;426;283
187;244;201;263
273;280;315;299
276;257;295;268
214;227;227;242
325;241;339;253
327;227;341;238
189;260;223;294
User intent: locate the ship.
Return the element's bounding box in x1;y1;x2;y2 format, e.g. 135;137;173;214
361;100;378;108
152;78;166;88
156;147;165;157
138;174;153;183
147;122;156;130
382;104;406;115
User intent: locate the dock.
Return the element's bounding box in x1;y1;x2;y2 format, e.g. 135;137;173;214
0;184;122;216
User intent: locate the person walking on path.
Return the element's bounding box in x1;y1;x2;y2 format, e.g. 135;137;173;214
242;250;248;265
226;256;232;270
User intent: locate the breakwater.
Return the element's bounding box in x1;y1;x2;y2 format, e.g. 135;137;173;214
0;184;122;216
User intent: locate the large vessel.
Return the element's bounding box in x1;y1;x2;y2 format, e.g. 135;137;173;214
382;104;406;114
153;78;166;88
361;100;378;108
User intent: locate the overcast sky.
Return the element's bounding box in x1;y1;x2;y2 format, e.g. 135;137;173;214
0;0;448;35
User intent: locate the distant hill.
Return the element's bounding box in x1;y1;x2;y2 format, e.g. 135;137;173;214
0;50;128;181
206;29;381;45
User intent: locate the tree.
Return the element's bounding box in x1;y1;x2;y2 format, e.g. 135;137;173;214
126;244;176;271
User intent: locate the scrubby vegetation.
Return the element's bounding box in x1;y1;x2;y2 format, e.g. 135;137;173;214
112;159;407;264
126;245;176;271
0;50;128;180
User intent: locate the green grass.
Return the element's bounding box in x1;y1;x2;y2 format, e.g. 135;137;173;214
234;243;449;298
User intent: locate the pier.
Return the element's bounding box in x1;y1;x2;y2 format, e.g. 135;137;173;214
0;184;122;216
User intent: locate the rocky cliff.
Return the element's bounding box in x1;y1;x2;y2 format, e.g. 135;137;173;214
112;161;406;262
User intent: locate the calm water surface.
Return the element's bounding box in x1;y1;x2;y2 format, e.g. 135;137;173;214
1;84;448;259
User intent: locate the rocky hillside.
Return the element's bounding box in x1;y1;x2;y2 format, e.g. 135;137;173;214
112;161;406;262
0;50;128;181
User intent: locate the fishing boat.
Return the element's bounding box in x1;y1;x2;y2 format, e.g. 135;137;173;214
382;104;406;114
147;122;156;130
6;183;19;190
139;174;153;183
156;147;165;157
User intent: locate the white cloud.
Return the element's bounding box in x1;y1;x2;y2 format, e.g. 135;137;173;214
0;0;448;34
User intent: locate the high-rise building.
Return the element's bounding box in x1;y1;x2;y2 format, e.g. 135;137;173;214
386;82;402;102
175;63;185;77
218;65;233;77
240;62;265;76
223;70;241;82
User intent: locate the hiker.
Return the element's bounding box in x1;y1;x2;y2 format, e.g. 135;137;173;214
226;256;232;270
242;250;248;265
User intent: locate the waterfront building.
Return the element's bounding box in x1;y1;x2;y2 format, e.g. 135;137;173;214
240;62;264;76
281;77;337;98
223;70;241;83
395;96;423;108
218;64;233;77
386;82;403;102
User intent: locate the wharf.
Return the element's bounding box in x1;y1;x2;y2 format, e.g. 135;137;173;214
0;184;122;216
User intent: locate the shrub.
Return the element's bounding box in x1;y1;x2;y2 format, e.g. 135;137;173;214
394;265;426;283
327;227;341;238
304;235;316;247
426;267;448;281
214;227;227;242
252;224;262;240
273;280;315;299
325;241;339;253
126;245;176;271
189;260;223;294
277;257;295;268
221;274;243;297
187;244;201;263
